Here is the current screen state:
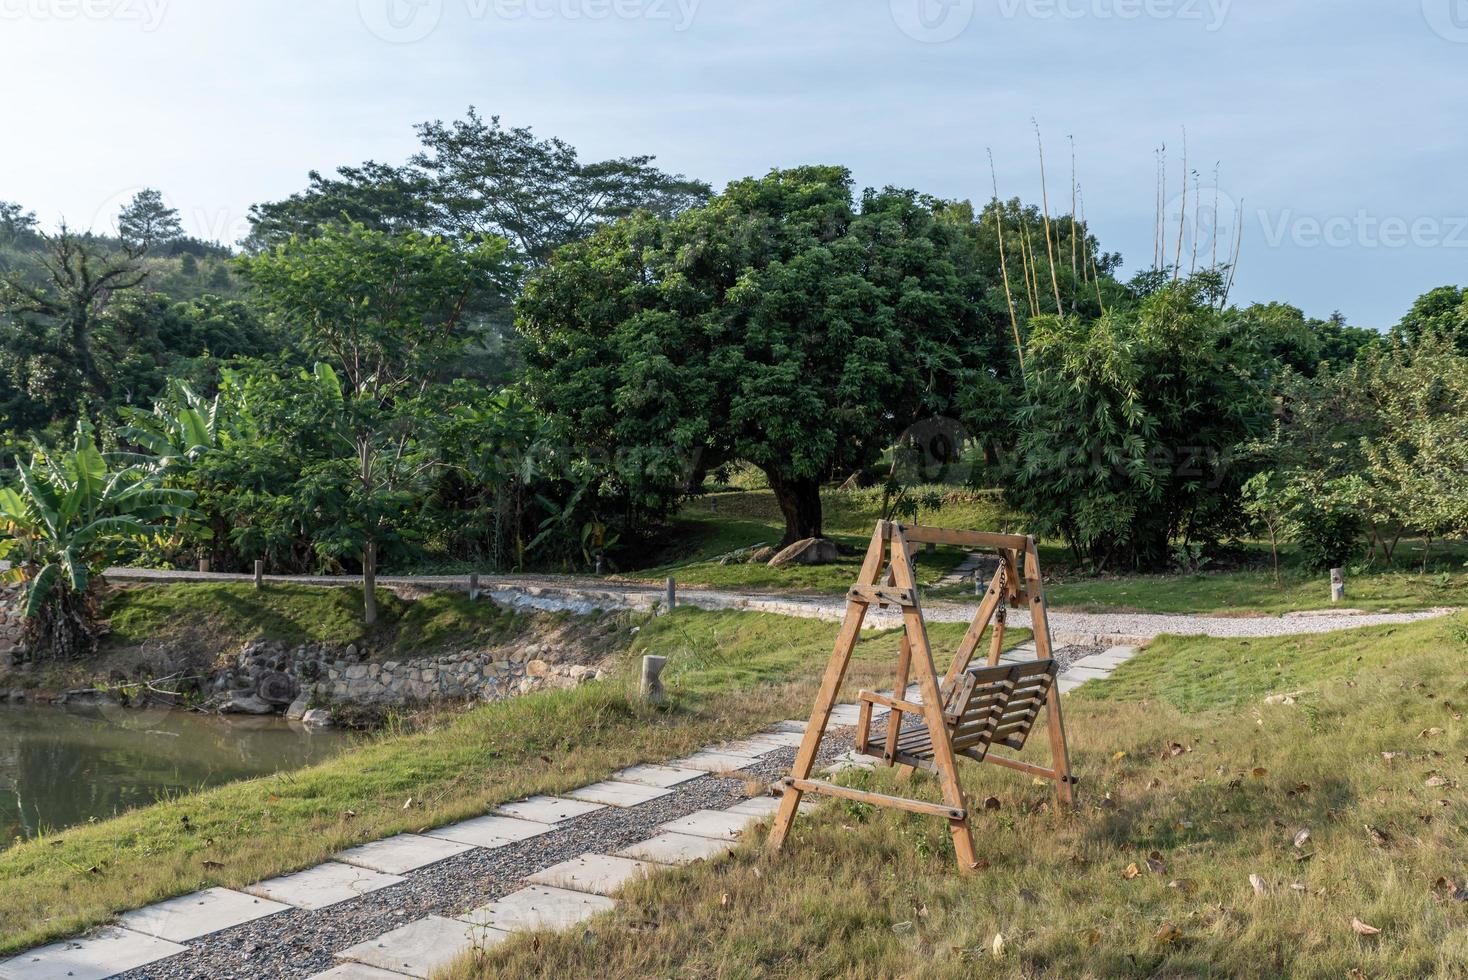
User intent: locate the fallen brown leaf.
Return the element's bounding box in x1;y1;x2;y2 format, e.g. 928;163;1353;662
1154;922;1183;945
1123;862;1141;880
1249;874;1269;895
1350;917;1381;936
1293;828;1311;850
1251;767;1269;779
982;796;1002;811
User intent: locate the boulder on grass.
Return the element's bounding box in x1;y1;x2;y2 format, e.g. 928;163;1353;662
767;537;840;567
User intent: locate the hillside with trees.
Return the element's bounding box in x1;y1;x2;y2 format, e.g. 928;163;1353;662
2;110;1465;659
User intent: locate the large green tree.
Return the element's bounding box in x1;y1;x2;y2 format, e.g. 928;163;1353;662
518;166;1006;546
239;225;516;621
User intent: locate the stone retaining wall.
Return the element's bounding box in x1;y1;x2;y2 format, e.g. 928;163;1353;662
212;637;606;717
0;584;24;662
316;647;600;706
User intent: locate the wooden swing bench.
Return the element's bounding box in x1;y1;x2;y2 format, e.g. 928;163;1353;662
767;520;1077;873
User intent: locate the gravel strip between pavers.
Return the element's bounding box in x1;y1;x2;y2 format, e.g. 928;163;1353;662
113;643;1095;980
114;739;850;980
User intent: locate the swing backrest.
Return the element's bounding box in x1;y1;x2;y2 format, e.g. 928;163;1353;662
941;659;1059;760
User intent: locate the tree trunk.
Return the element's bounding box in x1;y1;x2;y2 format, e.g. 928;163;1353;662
362;538;378;626
766;471;823;547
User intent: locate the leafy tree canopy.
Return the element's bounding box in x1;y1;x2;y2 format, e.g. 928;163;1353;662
244;109;710;265
518;165;1009;545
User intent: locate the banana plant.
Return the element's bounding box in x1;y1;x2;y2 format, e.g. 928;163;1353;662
0;423;193;657
116;379;223;473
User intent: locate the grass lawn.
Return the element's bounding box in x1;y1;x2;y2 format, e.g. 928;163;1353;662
626;487;1468;617
1040;563;1468;616
445;614;1468;979
101;583;530;660
0;609;1019;954
619;487;1012;592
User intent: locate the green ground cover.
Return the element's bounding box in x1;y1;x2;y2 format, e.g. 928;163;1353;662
450;613;1468;980
0;609;1012;954
633;488;1468;616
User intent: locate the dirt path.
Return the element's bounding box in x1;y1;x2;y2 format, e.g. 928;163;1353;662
103;567;1456;645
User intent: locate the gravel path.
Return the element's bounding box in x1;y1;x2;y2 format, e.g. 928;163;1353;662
105;567;1457;643
112;740;850;980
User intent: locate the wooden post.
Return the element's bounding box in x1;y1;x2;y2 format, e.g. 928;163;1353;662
640;655;667;703
889;532;981;872
1025;538;1076;807
469;572;480;601
768;523;888;852
1330;568;1345;603
253;559;264;590
665;577;677;611
198;558;210;573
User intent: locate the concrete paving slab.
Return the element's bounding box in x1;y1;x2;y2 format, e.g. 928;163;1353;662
1103;644;1141;659
245;862;403;910
827;705;863;726
1057;677;1085;694
1061;665;1112;681
0;927;187;980
1075;653;1129;669
460;885;615;931
525;853;653;897
669;751;758;773
660;809;754;841
707;737;786;758
496;796;605;823
615;831;738;865
308;965;408;980
725;796;781;817
754;729;806;747
610;763;705;788
336;915;505;978
118;886;288;942
565;780;674;808
768;720;808;732
425;814;556;848
335;833;476;875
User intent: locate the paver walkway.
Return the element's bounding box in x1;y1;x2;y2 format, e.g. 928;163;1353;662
0;640;1137;980
103;567;1455;644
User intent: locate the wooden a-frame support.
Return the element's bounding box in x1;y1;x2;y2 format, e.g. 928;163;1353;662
766;520;1075;873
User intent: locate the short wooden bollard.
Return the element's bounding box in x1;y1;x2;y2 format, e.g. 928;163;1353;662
468;572;480;601
253;559;264;590
198;558;210;573
665;576;677;610
1330;568;1345;603
640;655;667;703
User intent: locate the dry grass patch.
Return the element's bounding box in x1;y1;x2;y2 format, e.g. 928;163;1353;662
443;616;1468;979
0;609;985;953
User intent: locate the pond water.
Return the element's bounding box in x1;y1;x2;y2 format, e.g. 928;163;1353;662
0;703;352;848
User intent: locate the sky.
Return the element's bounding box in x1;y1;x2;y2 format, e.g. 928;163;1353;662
1;0;1463;329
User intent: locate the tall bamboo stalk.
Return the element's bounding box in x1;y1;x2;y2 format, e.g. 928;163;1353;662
1157;144;1167;273
1222;197;1244;305
1173;128;1187;281
1211;163;1221;270
1033;120;1065;315
1079;184;1106;315
1069;135;1079;280
988;149;1026;389
1189;170;1201;275
1020;221;1040;317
